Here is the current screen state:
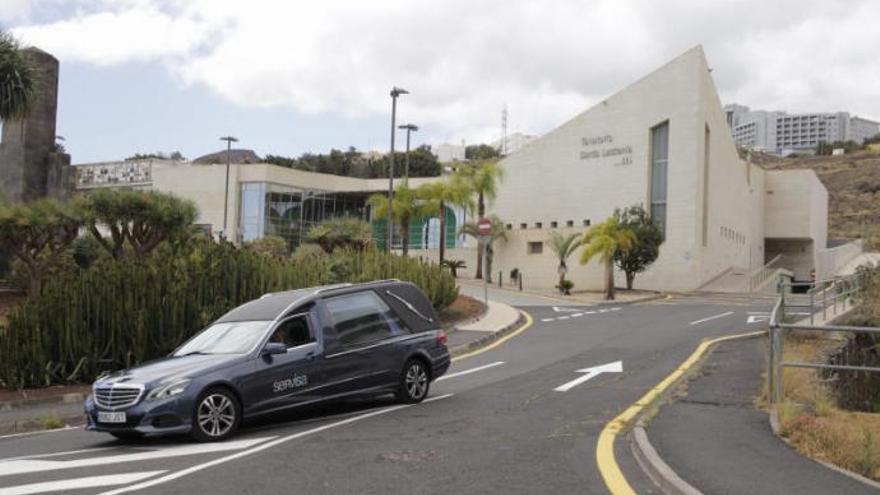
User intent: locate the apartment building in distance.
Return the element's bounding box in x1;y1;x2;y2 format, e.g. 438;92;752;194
724;104;880;155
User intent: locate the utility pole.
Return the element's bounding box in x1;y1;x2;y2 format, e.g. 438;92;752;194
219;136;239;240
398;123;419;181
387;87;408;252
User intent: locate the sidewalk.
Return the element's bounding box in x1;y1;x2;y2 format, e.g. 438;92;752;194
446;299;524;357
642;336;876;494
455;277;663;307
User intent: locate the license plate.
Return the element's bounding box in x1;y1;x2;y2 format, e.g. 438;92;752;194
97;411;126;423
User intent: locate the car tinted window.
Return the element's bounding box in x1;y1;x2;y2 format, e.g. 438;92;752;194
269;314;314;348
325;291;407;346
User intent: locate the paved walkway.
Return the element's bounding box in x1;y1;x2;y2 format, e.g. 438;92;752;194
646;336;876;495
456;278;660;307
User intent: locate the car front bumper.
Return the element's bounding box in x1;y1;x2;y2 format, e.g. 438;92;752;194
84;394;194;436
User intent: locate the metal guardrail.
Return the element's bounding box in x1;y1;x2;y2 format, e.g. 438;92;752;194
768;272;878;404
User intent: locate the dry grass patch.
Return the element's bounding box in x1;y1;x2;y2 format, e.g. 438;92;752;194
772;333;880;480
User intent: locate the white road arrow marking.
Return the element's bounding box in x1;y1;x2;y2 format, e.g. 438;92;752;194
747;315;770;324
554;361;623;392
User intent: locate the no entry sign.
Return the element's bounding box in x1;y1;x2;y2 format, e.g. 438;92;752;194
477;217;492;237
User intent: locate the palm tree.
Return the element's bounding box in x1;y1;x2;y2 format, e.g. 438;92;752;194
579;217;636;300
458;160;504;279
549;231;582;292
368;183;431;257
460;215;507;283
0;31;36;122
417;177;472;264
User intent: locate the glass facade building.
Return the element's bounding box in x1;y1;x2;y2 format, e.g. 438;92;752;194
239;182;371;245
238;182;460;250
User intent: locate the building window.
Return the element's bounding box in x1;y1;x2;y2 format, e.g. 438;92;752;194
528;241;543;254
551;221;558;228
702;124;710;247
583;219;591;227
649;121;669;238
566;220;574;227
506;224;512;230
535;222;543;229
520;223;527;230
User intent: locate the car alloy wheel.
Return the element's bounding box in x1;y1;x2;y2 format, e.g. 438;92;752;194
193;389;239;441
398;359;430;403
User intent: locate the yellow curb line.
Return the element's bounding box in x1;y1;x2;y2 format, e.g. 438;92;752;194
596;329;767;495
451;310;534;362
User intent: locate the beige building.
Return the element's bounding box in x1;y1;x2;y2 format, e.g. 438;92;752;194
439;46;834;292
75;46;846;293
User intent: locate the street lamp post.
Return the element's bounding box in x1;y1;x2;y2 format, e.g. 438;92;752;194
387;87;408;252
219;136;239;240
398;123;419;181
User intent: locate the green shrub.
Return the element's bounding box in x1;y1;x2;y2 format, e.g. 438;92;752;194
0;240;456;389
244;235;288;259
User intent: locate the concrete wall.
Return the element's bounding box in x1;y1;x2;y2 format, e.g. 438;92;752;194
763;170;828;246
815;239;864;280
0;48;68;202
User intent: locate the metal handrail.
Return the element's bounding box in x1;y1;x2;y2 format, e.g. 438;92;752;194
749;254;783;291
768;271;875;404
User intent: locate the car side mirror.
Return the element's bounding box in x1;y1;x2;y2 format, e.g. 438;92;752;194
262;342;287;356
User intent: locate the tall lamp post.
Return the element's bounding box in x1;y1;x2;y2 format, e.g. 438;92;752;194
398;123;419;181
387;87;408;252
219;136;239;240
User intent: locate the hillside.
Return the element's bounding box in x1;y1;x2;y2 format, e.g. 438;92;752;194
760;151;880;249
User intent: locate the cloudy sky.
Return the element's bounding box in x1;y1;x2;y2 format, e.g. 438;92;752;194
3;0;879;162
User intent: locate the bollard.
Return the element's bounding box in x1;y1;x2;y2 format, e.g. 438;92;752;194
499;271;502;288
810;292;815;325
768;325;776;405
519;274;523;291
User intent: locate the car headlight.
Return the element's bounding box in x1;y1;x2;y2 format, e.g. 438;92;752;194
146;379;191;401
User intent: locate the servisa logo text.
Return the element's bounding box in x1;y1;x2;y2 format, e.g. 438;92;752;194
273;373;308;393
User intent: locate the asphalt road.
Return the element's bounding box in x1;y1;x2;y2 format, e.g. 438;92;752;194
0;292;776;495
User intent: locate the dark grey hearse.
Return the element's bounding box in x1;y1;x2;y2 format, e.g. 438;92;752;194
84;280;450;442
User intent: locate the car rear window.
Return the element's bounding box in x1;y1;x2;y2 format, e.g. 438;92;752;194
325;291;408;346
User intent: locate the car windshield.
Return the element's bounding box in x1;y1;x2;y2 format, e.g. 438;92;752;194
173;321;272;356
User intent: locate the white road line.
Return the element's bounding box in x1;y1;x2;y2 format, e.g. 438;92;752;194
0;471;166;495
0;437;276;477
541;318;554;322
572;313;583;318
97;395;454;495
689;311;735;326
0;426;81;440
0;447;117;464
558;316;570;320
583;311;596;315
436;361;504;381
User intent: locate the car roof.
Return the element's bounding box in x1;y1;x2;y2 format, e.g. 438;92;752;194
215;279;402;322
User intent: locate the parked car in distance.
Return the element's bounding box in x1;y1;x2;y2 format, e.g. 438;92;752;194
84;280;450;442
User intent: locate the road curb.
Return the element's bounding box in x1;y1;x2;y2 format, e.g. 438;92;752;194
0;412;85;436
0;392;87;411
596;330;767;495
769;409;880;490
449;311;528;359
629;426;702;495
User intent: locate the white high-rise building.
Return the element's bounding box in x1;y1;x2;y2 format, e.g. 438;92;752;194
724;104;880;155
